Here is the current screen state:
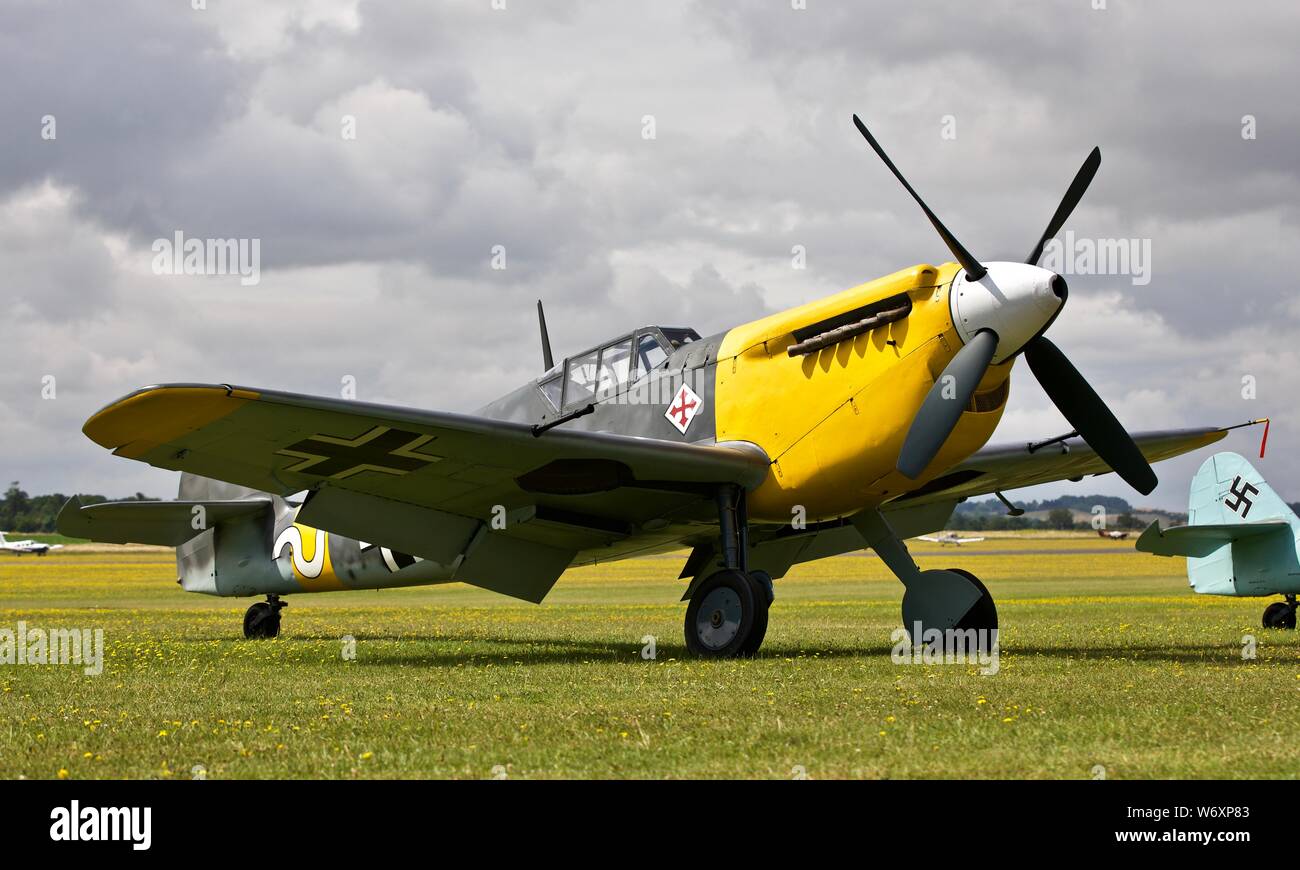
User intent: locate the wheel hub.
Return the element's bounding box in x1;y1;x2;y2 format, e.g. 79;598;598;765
695;587;742;650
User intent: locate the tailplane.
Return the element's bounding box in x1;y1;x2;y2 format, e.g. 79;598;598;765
56;494;270;547
56;473;293;596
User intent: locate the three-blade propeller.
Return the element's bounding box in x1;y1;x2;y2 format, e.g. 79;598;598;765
851;115;1157;495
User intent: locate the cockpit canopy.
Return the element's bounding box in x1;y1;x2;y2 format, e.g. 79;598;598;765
538;326;701;410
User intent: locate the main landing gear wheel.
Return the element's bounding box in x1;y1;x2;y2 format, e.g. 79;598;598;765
685;570;770;659
901;568;998;654
1262;598;1297;630
243;595;287;640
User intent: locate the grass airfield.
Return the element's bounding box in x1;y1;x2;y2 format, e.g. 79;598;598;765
1;535;1297;779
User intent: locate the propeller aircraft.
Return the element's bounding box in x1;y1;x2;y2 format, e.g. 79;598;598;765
917;532;986;546
0;531;63;556
60;115;1239;657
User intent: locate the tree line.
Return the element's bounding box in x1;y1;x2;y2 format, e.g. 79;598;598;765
948;494;1167;532
1;482;156;533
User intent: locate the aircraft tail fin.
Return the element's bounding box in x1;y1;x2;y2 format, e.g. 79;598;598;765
1185;452;1295;528
1136;452;1299;595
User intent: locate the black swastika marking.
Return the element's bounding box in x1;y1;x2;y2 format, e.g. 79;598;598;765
1224;475;1259;518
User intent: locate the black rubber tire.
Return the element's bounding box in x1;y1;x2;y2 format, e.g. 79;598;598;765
738;571;773;657
949;568;998;634
1262;601;1296;630
243;602;281;639
684;570;758;658
907;568;999;656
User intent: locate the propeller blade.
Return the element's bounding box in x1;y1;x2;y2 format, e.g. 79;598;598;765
1023;335;1157;494
898;329;998;478
1026;146;1101;266
852;114;986;281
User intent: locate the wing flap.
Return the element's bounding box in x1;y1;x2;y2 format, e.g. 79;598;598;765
297;487;480;567
297;486;577;602
453;527;574;603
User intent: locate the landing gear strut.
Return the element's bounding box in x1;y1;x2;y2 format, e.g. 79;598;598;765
1263;595;1297;630
243;594;287;640
852;511;998;653
683;486;772;658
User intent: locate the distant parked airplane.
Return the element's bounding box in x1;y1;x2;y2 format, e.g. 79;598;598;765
1097;529;1130;540
0;531;63;556
917;532;986;546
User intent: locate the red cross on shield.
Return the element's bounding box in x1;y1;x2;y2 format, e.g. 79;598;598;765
665;383;702;434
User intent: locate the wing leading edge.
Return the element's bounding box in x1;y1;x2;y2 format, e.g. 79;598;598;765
887;426;1230;508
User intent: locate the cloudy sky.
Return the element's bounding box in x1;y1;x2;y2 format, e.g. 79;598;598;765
2;0;1297;509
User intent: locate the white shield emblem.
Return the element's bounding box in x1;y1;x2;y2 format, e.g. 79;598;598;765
665;383;702;435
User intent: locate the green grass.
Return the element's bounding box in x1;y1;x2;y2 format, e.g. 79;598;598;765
1;541;1297;779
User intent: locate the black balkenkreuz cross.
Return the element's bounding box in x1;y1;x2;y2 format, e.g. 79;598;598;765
276;426;442;479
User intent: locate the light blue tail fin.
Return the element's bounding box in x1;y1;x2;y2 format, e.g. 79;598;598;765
1189;452;1294;529
1136;452;1299;596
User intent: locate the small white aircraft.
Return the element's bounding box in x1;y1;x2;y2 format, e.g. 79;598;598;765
917;532;986;546
1097;529;1130;540
0;531;64;556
